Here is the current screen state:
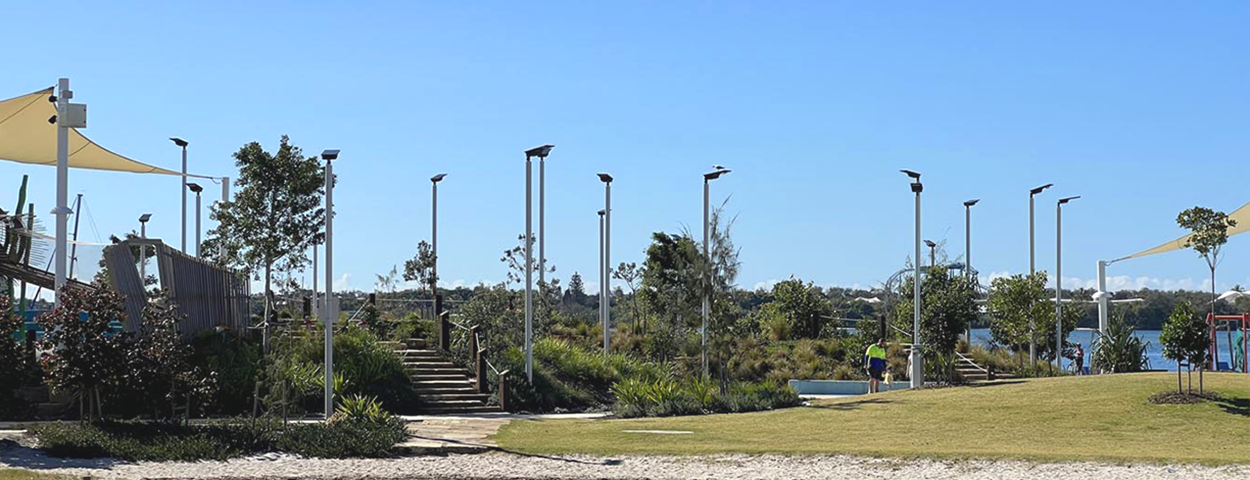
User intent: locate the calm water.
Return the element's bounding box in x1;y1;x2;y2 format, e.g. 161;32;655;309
968;328;1243;372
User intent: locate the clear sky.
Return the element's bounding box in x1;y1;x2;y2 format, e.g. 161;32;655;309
2;1;1247;296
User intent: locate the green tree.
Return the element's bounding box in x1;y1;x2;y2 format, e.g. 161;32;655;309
1177;206;1236;354
767;278;832;339
638;233;701;362
987;272;1051;367
37;289;132;420
612;262;645;328
204;136;325;344
402;240;437;294
1160;301;1209;395
894;265;978;382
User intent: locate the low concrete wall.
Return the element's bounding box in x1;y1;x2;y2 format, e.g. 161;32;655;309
788;379;911;395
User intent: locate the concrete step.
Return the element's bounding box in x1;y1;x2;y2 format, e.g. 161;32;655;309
419;405;503;415
418;393;491;402
405;361;457;368
414;385;480;395
411;373;472;381
414;379;475;387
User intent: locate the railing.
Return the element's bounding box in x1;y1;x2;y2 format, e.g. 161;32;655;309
955;351;990;376
439;306;510;411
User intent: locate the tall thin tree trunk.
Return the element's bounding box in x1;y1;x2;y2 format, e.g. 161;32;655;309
1177;361;1182;394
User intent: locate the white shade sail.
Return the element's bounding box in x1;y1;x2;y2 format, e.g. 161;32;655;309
0;87;207;177
1119;202;1250;261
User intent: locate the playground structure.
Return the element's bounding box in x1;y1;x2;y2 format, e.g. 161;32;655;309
1208;313;1250;373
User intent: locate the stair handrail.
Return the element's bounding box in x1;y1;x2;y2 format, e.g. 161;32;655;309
955;350;991;375
442;315;510;411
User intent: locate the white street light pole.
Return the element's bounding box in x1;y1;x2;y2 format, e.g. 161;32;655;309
524;145;553;382
702;168;730;375
539;157;546;285
321;149;340;418
431;173;447;292
187;183;203;257
171;138;189;254
598;209;606;355
598;174;613;355
52;78;73;307
964;199;979;342
1056;195;1079;370
1028;183;1052;364
902;169;924;388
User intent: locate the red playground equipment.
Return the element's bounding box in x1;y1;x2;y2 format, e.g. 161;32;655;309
1208;313;1250;372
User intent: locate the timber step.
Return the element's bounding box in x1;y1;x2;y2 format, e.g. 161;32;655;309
392;340;501;414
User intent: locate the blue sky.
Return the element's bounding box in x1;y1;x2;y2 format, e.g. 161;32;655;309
2;1;1248;295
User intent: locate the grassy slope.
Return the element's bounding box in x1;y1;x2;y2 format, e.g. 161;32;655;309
496;373;1250;464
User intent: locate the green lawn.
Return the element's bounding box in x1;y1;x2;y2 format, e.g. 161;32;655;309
496;373;1250;464
0;470;65;480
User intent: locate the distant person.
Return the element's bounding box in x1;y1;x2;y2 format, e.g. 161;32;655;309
1073;343;1085;375
864;339;888;393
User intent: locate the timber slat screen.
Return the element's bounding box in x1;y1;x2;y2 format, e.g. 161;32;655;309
107;239;249;336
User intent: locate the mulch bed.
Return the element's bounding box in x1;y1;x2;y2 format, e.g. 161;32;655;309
1149;391;1224;405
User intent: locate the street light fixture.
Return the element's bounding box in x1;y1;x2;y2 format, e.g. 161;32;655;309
170;138;189;255
187;182;203;258
1056;195;1079;370
900;169;923;388
523;144;553;381
702;167;730;375
320;148;340;419
924;239;937;268
598;173;613;356
1027;182;1052;363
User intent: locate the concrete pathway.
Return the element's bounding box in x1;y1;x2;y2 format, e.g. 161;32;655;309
399;412;609;454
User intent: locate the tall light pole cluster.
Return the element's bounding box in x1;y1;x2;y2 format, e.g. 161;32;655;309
598;173;613;355
523;145;553;381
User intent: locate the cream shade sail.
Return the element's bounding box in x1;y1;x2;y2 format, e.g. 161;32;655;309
1119;202;1250;261
0;87;203;176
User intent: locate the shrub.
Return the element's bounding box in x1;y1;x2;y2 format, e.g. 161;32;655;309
612;377;801;418
275;417;407;458
1;296;33;419
31;415;407;461
498;338;671;412
266;324;418;413
1091;311;1149;373
189;331;262;415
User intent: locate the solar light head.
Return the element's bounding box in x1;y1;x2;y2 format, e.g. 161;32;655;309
525;144;555;159
597;209;605;216
1030;183;1054;195
597;173;613;183
321;149;340;161
924;240;937;248
431;173;447;183
900;169;922;180
169;137;188;147
187;182;203;193
1058;195;1080;205
964;199;980;207
139;213;152;223
704;169;730;181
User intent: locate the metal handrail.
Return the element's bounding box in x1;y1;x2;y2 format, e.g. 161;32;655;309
955;351;990;375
